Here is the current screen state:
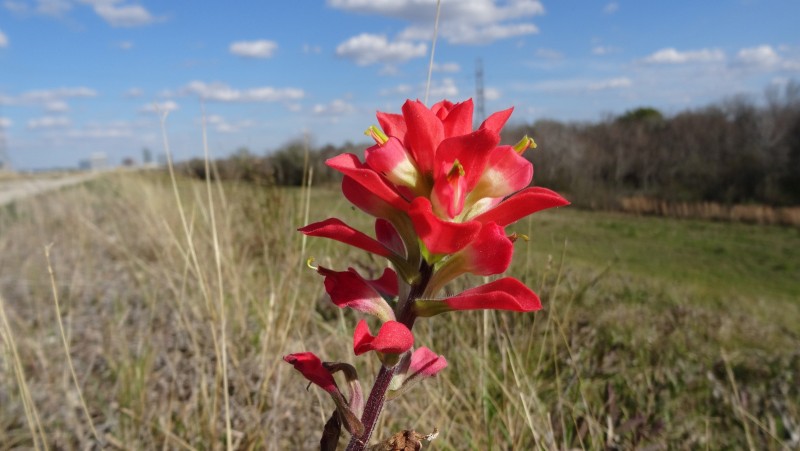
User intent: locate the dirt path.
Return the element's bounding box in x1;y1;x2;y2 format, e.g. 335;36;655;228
0;172;100;206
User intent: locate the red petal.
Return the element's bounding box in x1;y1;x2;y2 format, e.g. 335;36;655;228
471;145;533;199
353;320;414;355
444;277;541;312
414;278;541;316
441;99;474;137
341;176;398;219
431;164;467;219
364;137;422;192
434;127;500;193
401;100;443;174
430;99;454;119
460;222;513;275
284;352;338;393
408;197;481;255
317;266;396;321
375;219;406;258
472;187;570;227
327;153;409;211
479;107;513;134
299;218;391;257
377;111;407;142
366;266;399;297
408;347;448;378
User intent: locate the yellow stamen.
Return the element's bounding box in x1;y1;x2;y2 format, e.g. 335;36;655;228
508;233;530;243
447;159;465;182
306;257;318;270
364;125;389;145
513;135;537;155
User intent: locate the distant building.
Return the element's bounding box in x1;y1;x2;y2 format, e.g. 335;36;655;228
89;152;108;171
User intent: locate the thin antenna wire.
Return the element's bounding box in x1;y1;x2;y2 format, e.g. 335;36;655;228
424;0;443;106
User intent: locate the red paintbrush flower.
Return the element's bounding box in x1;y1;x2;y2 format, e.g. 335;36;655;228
294;99;569;450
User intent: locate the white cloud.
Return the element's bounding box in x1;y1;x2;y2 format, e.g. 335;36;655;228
380;78;463;99
329;0;543;24
380;83;414;96
3;1;27;13
330;0;544;46
204;114;254;133
67;124;133;139
642;47;725;64
603;2;619;14
736;45;780;68
57;120;139;140
37;0;71;16
0;28;8;48
592;45;619;55
588;77;632;90
27;116;71;129
9;87;97;110
484;87;501;100
517;77;632;93
427;77;459;99
182;81;305;103
229;40;278;59
432;62;461;73
21;87;97;102
117;40;134;50
79;0;159;27
312;99;356;116
0;117;12;128
46;100;69;112
535;48;563;60
125;87;143;98
140;100;179;113
378;64;400;76
336;33;427;65
400;21;538;45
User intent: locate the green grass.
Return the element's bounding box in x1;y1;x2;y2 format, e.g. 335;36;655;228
521;207;800;302
0;173;798;450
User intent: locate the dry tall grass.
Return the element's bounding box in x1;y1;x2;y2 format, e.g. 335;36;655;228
1;173;798;450
620;196;800;227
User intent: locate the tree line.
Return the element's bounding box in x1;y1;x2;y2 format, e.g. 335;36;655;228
514;81;800;208
181;81;800;209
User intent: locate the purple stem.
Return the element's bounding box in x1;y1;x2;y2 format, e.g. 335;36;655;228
345;263;432;451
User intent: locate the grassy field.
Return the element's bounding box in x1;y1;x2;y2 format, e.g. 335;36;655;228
0;171;798;450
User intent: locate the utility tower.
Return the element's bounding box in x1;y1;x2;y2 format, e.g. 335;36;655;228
475;58;486;126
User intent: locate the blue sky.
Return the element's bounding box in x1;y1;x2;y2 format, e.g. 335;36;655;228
1;0;799;170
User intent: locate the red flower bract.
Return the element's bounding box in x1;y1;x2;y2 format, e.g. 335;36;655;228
316;266;397;322
353;320;414;356
413;277;542;317
298;217;393;258
408;346;447;378
283;352;337;393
